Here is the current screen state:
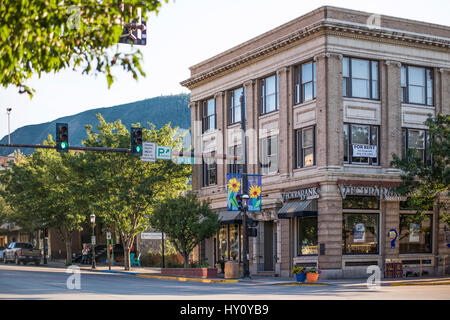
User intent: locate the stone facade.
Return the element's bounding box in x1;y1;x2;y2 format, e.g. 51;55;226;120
182;6;450;278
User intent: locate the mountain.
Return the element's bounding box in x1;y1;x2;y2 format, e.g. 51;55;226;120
0;94;191;156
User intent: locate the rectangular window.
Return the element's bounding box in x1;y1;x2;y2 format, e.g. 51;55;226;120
259;135;278;175
342;196;379;210
343;213;379;255
227;144;243;175
229;88;243;124
399;214;433;253
401;65;434;106
229;224;242;261
202;98;216;133
261;74;279;114
343;123;379;165
343;57;379;100
295;126;316;168
297;217;318;256
202;155;217;187
294;61;316;104
401;128;432;166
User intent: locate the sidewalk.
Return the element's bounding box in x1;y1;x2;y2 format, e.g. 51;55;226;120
40;261;450;286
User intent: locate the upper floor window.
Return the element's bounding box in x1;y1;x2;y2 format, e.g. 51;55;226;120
295;126;316;168
343;57;379;100
261;74;279;114
229;88;243;125
227;144;243;175
402;128;432;166
259;135;278;175
401;65;433;106
344;123;379;165
294;61;316;104
202;156;217;187
202;98;216;133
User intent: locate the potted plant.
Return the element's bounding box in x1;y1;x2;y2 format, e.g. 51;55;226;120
305;267;321;283
291;266;306;282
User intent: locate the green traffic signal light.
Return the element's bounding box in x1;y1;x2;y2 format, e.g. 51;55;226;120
61;141;68;149
136;145;141;153
130;127;143;156
56;123;69;153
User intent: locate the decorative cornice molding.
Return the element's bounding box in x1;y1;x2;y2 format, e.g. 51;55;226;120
180;19;450;89
385;60;402;67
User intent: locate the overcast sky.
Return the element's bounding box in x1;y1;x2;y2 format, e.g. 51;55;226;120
1;0;449;140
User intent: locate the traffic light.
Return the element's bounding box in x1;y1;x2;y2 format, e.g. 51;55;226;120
130;127;143;156
236;194;242;211
56;123;69;153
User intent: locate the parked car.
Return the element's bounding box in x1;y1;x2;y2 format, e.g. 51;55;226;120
2;242;42;265
0;246;4;260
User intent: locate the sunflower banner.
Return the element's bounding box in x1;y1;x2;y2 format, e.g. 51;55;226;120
247;174;262;212
227;173;242;211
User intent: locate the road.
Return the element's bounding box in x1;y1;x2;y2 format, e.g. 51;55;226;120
1;264;449;300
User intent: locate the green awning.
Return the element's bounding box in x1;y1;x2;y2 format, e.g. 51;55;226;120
277;200;318;219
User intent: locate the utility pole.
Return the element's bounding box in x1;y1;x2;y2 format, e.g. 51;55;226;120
240;89;250;279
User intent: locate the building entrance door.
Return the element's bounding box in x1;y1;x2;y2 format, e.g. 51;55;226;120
264;222;274;271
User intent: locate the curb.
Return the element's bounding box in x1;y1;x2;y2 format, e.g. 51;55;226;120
136;274;238;283
389;281;450;286
276;282;328;286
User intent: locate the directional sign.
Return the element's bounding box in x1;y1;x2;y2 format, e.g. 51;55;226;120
156;146;172;160
91;236;96;245
106;232;111;240
141;142;156;162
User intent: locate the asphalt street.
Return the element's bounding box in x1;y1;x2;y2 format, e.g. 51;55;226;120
0;264;449;300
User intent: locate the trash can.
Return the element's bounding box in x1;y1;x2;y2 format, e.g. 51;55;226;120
224;261;239;279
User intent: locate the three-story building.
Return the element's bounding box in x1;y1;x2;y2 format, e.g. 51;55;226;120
181;6;450;278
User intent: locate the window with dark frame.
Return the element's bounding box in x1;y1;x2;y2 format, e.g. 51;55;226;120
343;123;379;165
202;155;217;187
401;65;433;106
227;144;243;175
228;87;243;125
295;126;316;168
297;216;318;256
259;135;279;175
294;61;316;105
261;74;279;114
342;213;379;255
202;98;216;133
343;57;379;100
399;214;433;254
402;128;432;166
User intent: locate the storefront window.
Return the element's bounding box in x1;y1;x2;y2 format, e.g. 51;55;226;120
399;214;433;253
229;224;242;261
218;225;228;261
342;196;379;209
343;213;379;254
297;217;318;255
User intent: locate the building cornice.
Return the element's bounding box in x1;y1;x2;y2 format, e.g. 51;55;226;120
180;20;450;90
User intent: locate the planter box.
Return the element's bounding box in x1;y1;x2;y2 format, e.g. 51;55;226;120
161;268;218;279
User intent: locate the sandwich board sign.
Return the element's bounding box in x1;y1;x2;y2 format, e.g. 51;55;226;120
157;146;172;160
142;142;156;162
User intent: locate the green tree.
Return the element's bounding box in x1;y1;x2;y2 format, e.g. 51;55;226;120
0;137;89;264
82;114;190;270
150;192;220;268
0;0;167;97
391;114;450;226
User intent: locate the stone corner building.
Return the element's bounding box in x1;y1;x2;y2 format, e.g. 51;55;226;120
181;6;450;279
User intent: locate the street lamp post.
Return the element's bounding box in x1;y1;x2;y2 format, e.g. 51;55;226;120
6;108;12;145
240;90;250;279
90;213;96;269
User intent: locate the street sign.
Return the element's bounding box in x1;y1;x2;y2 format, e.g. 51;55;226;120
91;236;96;245
141;141;156;162
140;232;163;240
156;146;172;160
106;232;111;240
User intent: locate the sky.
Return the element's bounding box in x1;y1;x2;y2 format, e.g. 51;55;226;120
1;0;449;140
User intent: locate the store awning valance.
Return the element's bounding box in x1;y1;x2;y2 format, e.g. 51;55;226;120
217;211;256;225
277;200;318;219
